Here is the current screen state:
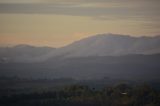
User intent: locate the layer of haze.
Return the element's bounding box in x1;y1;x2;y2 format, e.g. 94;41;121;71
0;0;160;47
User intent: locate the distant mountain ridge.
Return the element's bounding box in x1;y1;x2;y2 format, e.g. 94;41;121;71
0;33;160;62
0;44;55;63
60;33;160;57
37;33;160;62
0;54;160;80
0;34;160;80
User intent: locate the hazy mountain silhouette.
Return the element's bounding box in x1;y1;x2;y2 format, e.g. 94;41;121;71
0;44;54;63
0;33;160;62
0;54;160;80
36;33;160;62
0;33;160;80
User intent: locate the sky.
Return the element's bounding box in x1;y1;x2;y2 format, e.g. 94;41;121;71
0;0;160;47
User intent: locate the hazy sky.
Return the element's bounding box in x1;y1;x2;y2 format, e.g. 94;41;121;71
0;0;160;47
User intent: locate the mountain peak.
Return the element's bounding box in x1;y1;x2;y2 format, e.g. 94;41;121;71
47;33;160;58
90;33;132;38
71;33;134;45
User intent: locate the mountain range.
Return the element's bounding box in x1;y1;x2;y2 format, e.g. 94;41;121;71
0;33;160;63
0;44;54;63
0;33;160;80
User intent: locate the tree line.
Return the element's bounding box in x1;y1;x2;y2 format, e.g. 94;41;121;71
0;84;160;106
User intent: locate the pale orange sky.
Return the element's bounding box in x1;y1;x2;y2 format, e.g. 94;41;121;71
0;0;160;47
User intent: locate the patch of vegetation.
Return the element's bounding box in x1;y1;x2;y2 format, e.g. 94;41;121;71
0;84;160;106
